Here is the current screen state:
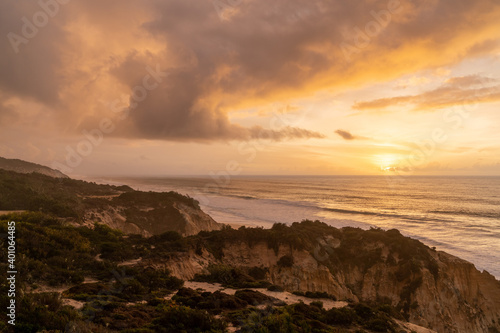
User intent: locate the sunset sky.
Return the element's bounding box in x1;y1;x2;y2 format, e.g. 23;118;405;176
1;0;500;176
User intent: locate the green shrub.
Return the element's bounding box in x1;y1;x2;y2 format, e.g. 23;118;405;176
354;303;374;320
267;285;284;292
193;264;269;289
15;292;81;332
277;254;294;268
364;317;396;332
248;266;268;280
151;305;226;332
325;307;356;326
310;301;323;309
304;291;336;300
234;289;275;305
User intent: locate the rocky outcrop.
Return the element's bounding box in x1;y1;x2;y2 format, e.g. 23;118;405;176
155;224;500;333
220;243;358;301
82;206;149;236
174;202;222;236
159;248;217;281
82;198;223;237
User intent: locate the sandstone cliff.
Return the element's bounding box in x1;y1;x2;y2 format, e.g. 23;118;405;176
82;197;222;237
157;221;500;333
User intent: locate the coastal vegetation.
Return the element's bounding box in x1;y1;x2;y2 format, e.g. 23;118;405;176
0;168;212;236
0;212;430;332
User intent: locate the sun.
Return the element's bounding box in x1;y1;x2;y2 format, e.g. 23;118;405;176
374;154;400;171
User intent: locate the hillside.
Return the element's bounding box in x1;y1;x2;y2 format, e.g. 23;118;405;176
1;214;498;332
0;213;446;332
0;168;222;236
0;156;68;178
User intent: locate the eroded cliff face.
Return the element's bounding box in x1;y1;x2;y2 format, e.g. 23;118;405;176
159;248;217;281
346;249;500;333
174;202;223;236
83;206;149;236
160;239;500;333
83;202;223;237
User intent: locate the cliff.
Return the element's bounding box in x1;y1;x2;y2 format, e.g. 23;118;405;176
159;221;500;333
3;215;498;332
81;191;222;236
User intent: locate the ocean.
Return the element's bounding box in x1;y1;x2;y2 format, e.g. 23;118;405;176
104;176;500;279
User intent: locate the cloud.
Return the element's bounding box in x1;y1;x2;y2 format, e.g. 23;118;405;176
1;0;500;143
353;75;500;111
445;75;497;87
334;129;368;141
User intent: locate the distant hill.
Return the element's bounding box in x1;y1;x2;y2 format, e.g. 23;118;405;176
0;156;68;178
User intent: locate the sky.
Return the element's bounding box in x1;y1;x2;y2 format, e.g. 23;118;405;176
1;0;500;176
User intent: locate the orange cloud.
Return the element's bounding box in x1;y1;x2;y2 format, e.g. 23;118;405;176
1;0;500;142
353;75;500;111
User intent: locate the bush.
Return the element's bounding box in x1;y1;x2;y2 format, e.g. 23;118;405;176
234;290;275;305
193;264;269;289
277;254;294;268
15;292;81;332
248;266;268;280
325;307;356;326
364;317;396;332
151;305;226;332
427;259;439;280
64;283;111;299
354;303;374;319
310;301;323;309
267;285;284;292
305;291;336;300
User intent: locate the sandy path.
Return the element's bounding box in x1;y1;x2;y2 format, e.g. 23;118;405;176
184;281;348;310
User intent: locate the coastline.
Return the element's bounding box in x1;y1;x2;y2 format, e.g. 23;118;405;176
2;170;500;332
98;176;500;280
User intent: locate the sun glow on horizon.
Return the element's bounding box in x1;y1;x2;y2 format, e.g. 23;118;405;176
374;154;400;171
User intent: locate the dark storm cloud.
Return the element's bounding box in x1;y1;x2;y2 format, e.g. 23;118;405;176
0;0;499;141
